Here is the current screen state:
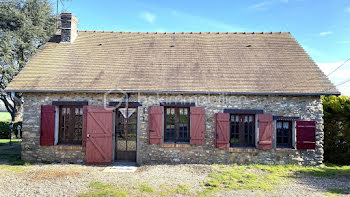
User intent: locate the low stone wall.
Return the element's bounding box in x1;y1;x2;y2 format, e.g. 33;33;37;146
21;145;85;163
21;93;324;165
141;145;318;165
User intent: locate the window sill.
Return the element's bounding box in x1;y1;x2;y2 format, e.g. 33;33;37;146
275;148;296;153
162;143;191;148
228;147;258;153
53;145;83;151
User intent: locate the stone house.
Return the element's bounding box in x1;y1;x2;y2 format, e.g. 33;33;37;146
6;13;339;165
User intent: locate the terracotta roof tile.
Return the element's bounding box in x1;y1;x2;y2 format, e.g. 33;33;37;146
6;31;339;95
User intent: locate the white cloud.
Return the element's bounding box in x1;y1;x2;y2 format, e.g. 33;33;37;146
250;0;288;10
319;31;333;36
250;1;272;10
140;12;156;24
317;62;350;96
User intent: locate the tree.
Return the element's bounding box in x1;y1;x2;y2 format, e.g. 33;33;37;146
322;95;350;164
0;0;56;121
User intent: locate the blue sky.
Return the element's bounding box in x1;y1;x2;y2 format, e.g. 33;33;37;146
57;0;350;95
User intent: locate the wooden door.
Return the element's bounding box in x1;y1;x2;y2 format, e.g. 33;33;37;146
85;106;113;165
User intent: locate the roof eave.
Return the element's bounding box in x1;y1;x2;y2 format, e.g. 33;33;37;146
5;89;341;96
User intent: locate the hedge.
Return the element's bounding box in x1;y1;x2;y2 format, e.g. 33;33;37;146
323;95;350;165
0;122;22;139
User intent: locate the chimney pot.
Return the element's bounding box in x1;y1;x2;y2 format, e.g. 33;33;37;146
61;13;78;43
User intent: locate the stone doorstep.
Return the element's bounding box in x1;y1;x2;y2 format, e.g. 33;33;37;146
162;143;192;148
53;145;83;151
103;163;137;172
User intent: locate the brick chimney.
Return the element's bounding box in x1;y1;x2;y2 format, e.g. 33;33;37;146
60;13;78;43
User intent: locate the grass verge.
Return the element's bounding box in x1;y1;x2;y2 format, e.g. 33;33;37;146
79;182;128;197
326;188;348;197
0;164;27;172
135;184;154;193
0;153;27;165
202;164;350;195
202;164;291;194
0;139;21;145
297;165;350;177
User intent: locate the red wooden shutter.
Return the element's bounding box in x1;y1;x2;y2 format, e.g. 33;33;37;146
148;106;163;144
215;113;230;148
296;120;316;149
190;107;205;145
82;106;88;147
40;105;55;146
258;114;273;150
85;106;113;165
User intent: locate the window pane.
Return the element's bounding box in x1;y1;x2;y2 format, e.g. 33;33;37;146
277;122;282;129
59;106;83;145
230;114;255;147
165;108;176;142
277;137;282;144
164;107;190;143
74;107;83;142
276;121;292;148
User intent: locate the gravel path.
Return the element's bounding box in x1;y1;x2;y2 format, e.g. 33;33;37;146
0;164;349;197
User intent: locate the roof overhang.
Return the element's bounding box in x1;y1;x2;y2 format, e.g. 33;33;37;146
5;89;341;96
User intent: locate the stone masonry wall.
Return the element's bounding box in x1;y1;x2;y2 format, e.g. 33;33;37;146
22;93;324;165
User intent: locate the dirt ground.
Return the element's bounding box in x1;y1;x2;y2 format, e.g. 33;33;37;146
0;142;349;197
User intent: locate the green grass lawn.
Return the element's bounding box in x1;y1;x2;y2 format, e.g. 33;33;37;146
0;112;11;122
78;164;350;197
79;182;128;197
0;139;27;165
201;164;350;195
0;139;21;144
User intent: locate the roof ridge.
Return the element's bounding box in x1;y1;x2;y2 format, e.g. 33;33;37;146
77;30;291;35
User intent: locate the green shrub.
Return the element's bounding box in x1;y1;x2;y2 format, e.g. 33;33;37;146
0;122;22;139
323;95;350;165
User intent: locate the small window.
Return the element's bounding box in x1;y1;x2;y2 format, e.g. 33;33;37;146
164;107;190;143
58;106;83;145
230;114;255;147
276;120;292;148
